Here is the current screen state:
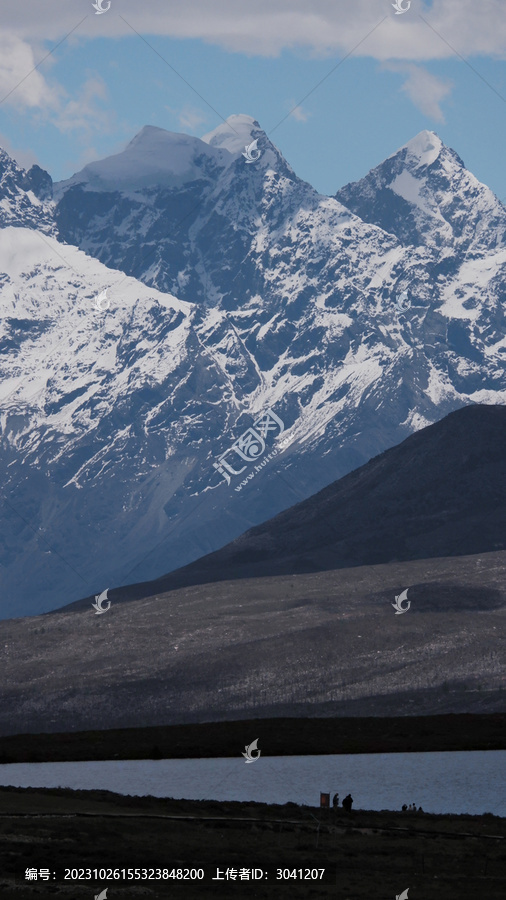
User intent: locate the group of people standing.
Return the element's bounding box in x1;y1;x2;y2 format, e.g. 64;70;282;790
332;792;353;811
330;793;423;813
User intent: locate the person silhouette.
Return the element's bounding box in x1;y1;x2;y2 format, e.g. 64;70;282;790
342;794;353;812
332;793;339;809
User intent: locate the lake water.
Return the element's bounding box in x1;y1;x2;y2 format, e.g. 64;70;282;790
0;751;504;816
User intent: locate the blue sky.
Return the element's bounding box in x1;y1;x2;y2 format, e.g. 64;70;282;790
1;0;506;198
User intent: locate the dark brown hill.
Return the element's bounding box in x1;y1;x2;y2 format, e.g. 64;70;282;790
54;404;506;614
118;404;506;600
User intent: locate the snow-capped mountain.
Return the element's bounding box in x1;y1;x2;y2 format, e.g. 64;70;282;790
1;121;506;618
53;116;322;313
336;130;506;254
0;226;212;618
0;149;53;233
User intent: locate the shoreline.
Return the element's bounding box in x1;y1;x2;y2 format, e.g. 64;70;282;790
0;713;504;764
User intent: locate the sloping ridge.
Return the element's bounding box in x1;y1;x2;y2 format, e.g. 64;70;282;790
149;403;506;588
59;404;506;611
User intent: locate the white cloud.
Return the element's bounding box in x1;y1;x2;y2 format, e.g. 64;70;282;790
3;1;506;60
0;28;114;139
0;32;59;111
0;0;504;127
385;62;454;121
175;105;209;131
285;100;310;123
54;73;111;135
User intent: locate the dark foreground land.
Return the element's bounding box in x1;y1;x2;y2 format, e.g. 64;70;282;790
1;714;504;763
0;786;504;899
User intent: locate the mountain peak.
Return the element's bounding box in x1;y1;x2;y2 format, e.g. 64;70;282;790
336;128;505;252
201;114;262;154
131;124;169;139
394;130;443;169
0;146;54;230
54;125;229;195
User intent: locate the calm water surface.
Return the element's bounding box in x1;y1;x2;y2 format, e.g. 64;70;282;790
0;751;504;816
